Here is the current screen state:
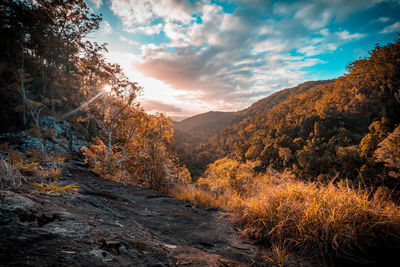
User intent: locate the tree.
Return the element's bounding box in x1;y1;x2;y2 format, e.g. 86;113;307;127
374;125;400;178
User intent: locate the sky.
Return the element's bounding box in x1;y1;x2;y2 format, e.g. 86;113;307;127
86;0;400;121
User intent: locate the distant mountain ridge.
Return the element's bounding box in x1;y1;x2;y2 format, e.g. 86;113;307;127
175;38;400;183
174;111;237;140
174;80;332;139
174;80;334;177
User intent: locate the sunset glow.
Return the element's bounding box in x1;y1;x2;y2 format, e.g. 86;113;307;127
103;84;111;93
87;0;400;120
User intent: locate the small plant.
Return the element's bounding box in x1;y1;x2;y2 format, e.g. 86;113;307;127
262;245;291;266
27;150;66;164
0;156;25;190
30;181;79;195
12;159;40;172
39;164;62;180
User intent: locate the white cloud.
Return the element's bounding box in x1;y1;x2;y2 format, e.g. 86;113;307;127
377;17;390;23
126;23;163;35
253;39;287;53
297;29;365;56
101;21;113;35
103;0;396;117
109;0;194;33
337;30;366;40
89;0;102;9
381;21;400;33
119;36;140;46
294;4;334;30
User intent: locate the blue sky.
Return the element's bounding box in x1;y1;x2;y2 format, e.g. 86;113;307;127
86;0;400;120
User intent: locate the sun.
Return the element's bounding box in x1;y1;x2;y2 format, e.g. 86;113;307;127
103;84;111;93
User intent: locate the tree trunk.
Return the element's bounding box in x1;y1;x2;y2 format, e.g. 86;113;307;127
40;58;46;95
107;128;113;159
20;45;27;127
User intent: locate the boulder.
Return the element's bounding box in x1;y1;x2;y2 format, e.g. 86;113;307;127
0;116;87;155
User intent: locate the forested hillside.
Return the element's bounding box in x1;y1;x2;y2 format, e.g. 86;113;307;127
175;80;333;177
2;1;400;266
176;38;400;193
175;111;237;138
172;37;400;266
0;0;187;192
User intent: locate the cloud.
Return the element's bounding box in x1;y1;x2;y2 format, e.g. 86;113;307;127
127;23;163;35
110;0;194;33
381;21;400;33
140;99;183;113
101;21;113;35
119;36;140;46
105;0;395;116
89;0;102;9
376;17;390;23
337;30;366;40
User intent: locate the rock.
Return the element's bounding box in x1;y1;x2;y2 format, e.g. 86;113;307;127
89;249;114;262
0;116;87;155
0;163;262;266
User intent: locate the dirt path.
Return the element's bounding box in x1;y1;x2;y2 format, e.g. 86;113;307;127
0;163;261;266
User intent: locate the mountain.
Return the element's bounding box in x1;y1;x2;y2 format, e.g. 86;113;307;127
174;111;237;140
174;80;333;177
175;38;400;190
238;80;332;119
174;80;332;139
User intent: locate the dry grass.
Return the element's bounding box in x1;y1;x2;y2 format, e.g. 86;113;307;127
30;181;79;195
239;176;400;262
261;244;292;266
171;183;228;208
12;159;40;174
172;165;400;265
1;150;69;195
0;156;25;190
39;164;62;179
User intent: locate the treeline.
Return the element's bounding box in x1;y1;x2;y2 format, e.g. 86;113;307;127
175;80;332;178
179;37;400;195
172;38;400;265
0;0;187;190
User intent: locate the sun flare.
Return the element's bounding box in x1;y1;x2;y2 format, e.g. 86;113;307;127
103;84;111;93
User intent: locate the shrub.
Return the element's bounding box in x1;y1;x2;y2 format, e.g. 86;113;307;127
173;157;400;265
39;163;62;180
81;139;124;179
374;125;400;178
82;138;185;191
0;156;25;190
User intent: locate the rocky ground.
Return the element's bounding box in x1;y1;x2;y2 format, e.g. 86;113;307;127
0;162;263;266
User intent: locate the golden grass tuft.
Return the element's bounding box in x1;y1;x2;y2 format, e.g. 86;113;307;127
172;161;400;265
171;184;224;208
12;159;39;172
261;244;292;266
30;181;79;195
39;164;62;179
238;176;400;261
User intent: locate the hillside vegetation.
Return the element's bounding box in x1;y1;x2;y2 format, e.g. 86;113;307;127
177;38;400;192
0;0;189;194
175;80;332;177
2;1;400;266
173;37;400;266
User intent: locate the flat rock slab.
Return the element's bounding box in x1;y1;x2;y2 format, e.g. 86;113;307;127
0;163;261;266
